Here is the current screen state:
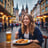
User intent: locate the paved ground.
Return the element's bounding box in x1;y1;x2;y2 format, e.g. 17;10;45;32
0;26;48;48
0;26;20;43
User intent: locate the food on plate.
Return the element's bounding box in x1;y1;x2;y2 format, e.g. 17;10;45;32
16;39;28;44
21;40;28;44
16;39;24;43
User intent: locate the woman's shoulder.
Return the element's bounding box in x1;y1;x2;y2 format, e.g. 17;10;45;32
34;27;41;33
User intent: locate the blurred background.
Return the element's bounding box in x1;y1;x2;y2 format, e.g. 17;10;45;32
0;0;48;48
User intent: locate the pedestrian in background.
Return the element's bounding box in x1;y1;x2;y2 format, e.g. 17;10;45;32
37;20;40;27
4;22;7;32
10;23;11;27
0;22;2;32
45;21;48;31
41;19;44;28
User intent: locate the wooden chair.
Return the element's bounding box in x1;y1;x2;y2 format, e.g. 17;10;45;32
43;35;48;48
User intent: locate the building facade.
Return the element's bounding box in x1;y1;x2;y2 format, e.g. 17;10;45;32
36;2;40;16
31;0;48;22
15;4;19;22
40;0;48;22
19;4;28;21
0;0;14;27
36;1;41;21
40;0;48;15
0;0;14;15
10;0;14;15
25;4;28;13
32;5;37;22
31;9;34;17
13;8;16;16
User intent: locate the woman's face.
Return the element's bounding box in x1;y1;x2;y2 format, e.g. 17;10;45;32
23;16;30;26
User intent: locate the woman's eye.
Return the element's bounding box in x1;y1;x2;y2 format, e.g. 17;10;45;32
24;18;29;20
24;19;28;20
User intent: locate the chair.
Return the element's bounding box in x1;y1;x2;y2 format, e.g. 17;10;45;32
43;35;48;48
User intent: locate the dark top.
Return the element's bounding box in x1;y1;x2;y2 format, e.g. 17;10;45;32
18;27;44;46
45;22;48;26
4;23;7;28
11;24;14;27
41;21;44;27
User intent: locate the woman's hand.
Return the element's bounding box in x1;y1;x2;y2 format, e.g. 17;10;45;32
30;40;33;42
32;40;39;43
30;40;39;43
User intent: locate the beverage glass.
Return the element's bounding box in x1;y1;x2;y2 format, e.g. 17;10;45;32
6;31;11;43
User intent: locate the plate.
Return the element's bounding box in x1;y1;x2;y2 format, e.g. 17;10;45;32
13;39;31;45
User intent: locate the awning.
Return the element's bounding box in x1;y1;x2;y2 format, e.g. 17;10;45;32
37;13;48;17
0;5;13;17
37;15;42;17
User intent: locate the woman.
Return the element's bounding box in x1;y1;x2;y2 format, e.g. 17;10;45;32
15;14;43;46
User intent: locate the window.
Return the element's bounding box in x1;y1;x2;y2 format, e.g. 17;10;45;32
46;0;48;4
1;0;3;3
42;9;44;12
4;0;6;8
45;7;48;11
41;4;43;8
8;0;9;2
43;3;45;6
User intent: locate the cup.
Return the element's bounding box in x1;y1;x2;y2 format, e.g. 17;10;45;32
6;31;11;43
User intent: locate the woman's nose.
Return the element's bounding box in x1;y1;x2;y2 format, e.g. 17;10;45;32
24;19;27;22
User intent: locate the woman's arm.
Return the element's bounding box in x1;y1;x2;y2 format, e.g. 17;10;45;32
34;27;43;46
32;40;39;43
30;40;39;43
15;31;19;39
15;28;22;39
31;27;43;46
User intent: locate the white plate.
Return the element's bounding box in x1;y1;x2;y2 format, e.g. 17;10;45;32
13;39;31;45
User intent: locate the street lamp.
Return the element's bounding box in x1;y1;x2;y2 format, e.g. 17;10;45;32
3;15;6;17
41;17;43;18
0;12;3;15
43;16;46;17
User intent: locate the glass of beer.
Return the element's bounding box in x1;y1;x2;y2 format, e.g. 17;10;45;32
6;31;11;43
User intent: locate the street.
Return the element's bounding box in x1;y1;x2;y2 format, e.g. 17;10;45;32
0;26;48;48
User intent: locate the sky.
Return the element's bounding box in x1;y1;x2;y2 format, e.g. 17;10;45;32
14;0;38;14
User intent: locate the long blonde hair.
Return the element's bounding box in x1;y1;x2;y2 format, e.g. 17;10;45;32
21;14;35;35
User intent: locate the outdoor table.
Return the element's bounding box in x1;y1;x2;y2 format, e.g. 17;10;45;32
0;41;41;48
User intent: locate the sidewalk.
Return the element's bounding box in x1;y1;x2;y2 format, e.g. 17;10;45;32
1;27;11;32
37;26;48;36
